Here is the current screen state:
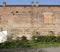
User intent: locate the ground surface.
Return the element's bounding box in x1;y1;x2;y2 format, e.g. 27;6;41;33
45;47;60;52
0;47;60;52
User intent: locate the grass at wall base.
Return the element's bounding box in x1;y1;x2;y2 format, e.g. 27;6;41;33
0;35;60;49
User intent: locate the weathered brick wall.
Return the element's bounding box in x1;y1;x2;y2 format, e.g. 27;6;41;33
0;6;60;39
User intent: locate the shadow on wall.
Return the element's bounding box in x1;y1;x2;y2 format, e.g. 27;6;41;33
48;31;55;36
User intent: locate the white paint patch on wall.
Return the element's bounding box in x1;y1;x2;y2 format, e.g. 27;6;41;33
0;30;7;43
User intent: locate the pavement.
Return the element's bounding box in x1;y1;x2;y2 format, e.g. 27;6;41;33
0;47;60;52
44;47;60;52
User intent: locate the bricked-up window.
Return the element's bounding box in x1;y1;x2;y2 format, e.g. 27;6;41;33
43;12;53;24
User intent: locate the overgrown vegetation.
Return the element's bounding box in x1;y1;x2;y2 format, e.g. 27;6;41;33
0;36;29;49
32;36;60;43
0;35;60;49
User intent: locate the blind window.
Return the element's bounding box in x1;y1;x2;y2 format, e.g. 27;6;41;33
43;12;53;24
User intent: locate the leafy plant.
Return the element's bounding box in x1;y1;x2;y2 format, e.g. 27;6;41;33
21;36;28;42
32;36;60;43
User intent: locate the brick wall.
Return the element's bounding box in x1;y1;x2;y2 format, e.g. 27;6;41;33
0;6;60;39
